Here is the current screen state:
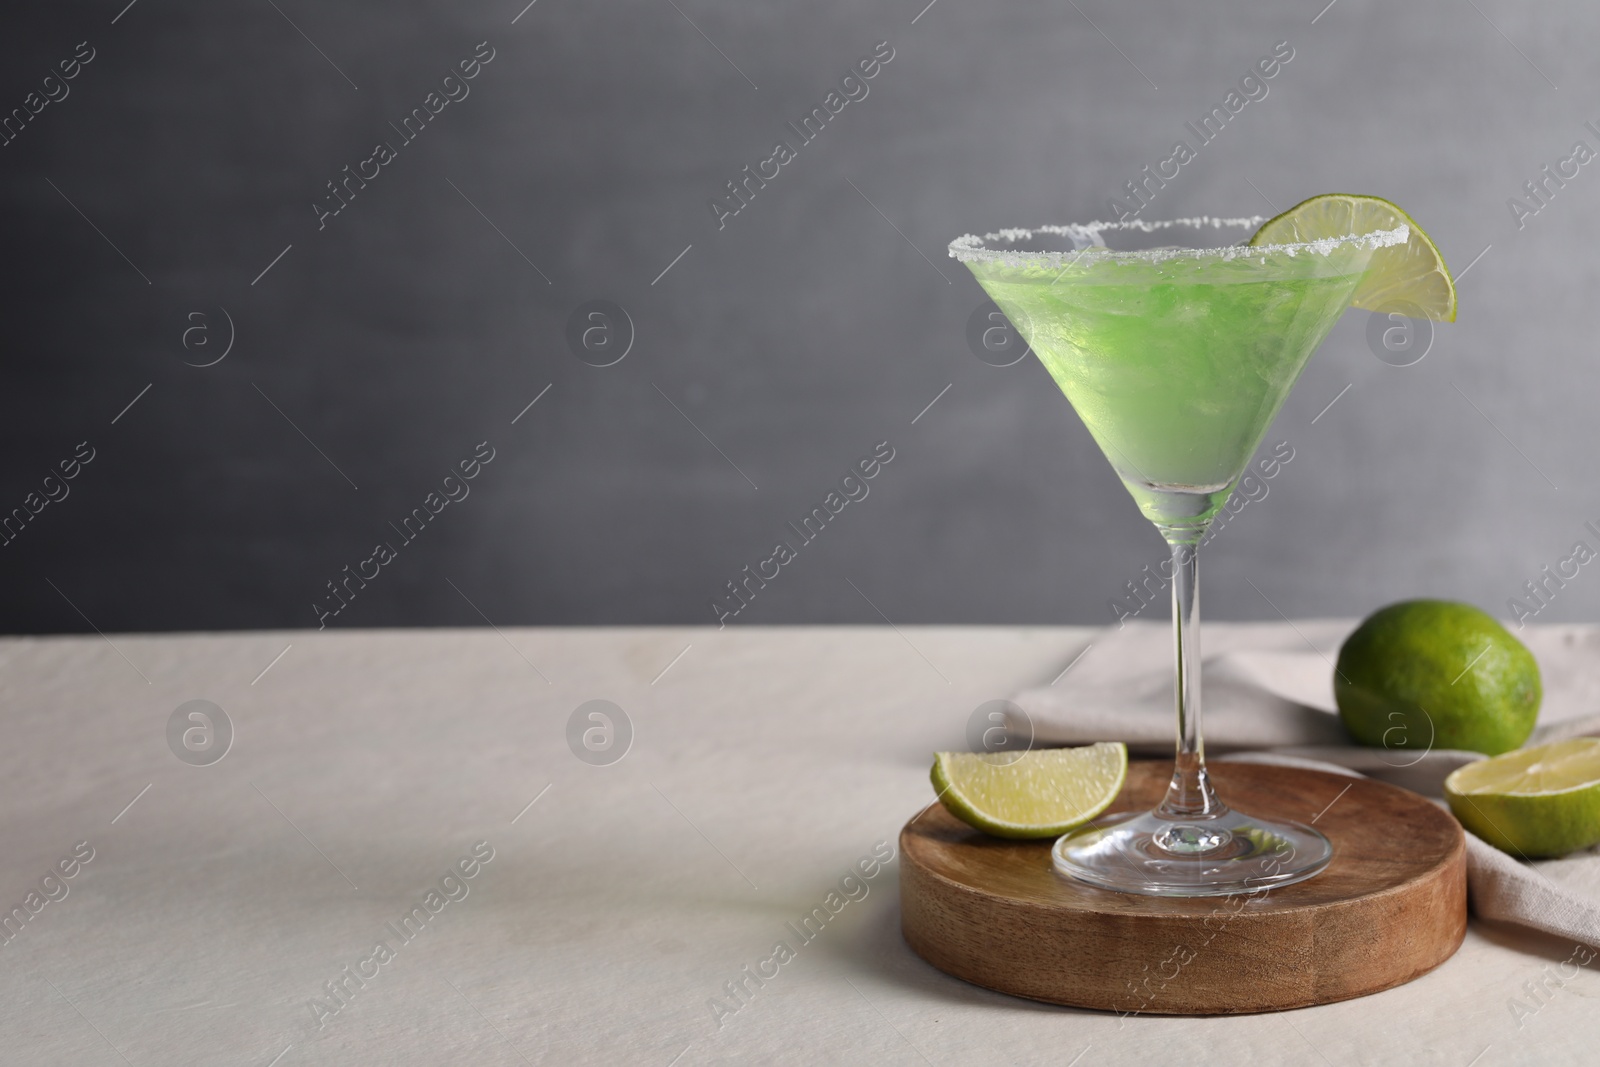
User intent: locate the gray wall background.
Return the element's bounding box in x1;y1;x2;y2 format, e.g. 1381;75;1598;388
1;0;1593;632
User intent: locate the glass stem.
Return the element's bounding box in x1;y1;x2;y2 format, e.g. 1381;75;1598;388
1156;540;1227;822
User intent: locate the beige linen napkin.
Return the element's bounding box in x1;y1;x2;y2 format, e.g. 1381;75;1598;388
1009;619;1600;948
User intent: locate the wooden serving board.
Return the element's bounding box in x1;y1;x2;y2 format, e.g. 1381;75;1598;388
901;760;1466;1015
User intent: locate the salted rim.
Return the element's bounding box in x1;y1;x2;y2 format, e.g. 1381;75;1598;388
948;216;1411;269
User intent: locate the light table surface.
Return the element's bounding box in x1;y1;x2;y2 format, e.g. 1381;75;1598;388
0;626;1586;1065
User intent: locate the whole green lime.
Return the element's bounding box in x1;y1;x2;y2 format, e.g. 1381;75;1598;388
1335;599;1540;756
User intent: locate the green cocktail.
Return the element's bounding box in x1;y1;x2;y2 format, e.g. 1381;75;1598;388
951;216;1411;896
966;231;1372;540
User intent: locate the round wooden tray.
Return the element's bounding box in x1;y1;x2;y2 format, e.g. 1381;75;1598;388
901;759;1466;1014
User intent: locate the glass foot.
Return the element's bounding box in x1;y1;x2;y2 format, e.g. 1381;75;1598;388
1052;808;1332;897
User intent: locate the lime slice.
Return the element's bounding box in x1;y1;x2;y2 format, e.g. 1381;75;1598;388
1249;194;1456;322
1444;738;1600;857
931;743;1127;839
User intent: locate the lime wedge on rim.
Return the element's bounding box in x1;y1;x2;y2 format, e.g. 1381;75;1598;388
1444;738;1600;858
1249;194;1456;322
931;743;1127;839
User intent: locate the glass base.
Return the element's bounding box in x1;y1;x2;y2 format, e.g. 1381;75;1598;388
1052;807;1332;898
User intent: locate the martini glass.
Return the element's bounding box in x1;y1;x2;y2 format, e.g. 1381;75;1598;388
950;216;1409;897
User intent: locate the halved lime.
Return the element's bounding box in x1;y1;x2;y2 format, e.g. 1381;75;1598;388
1444;738;1600;857
1249;194;1456;322
931;743;1127;839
